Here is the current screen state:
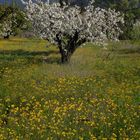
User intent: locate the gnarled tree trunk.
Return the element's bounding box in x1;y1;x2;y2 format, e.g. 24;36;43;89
59;46;74;63
56;31;86;64
4;35;10;39
61;49;71;63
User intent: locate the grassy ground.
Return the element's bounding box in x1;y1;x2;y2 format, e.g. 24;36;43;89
0;38;140;139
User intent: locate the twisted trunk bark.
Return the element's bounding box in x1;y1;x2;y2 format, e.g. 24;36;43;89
4;35;10;39
61;51;71;63
56;31;86;64
58;44;71;63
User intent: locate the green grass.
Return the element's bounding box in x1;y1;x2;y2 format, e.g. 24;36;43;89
0;38;140;139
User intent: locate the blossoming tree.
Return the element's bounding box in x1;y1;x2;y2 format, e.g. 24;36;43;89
21;0;124;63
0;6;28;39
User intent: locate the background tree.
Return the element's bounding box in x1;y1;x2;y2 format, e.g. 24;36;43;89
21;0;124;63
0;4;28;39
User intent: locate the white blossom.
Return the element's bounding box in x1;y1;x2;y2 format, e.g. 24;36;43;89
0;20;14;37
21;0;124;46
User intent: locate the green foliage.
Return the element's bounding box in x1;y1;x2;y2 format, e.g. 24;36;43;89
130;21;140;40
94;0;140;10
0;5;5;17
0;5;29;39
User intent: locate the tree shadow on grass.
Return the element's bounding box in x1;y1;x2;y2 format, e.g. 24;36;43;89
117;49;140;54
115;47;140;54
0;49;60;64
1;38;41;43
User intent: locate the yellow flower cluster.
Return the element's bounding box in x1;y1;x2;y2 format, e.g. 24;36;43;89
0;75;140;139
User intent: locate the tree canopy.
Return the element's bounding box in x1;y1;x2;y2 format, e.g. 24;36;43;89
0;3;28;39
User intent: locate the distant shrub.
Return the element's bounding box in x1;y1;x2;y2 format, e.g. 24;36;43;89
17;31;36;39
130;21;140;40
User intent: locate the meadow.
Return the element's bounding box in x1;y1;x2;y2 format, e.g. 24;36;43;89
0;38;140;140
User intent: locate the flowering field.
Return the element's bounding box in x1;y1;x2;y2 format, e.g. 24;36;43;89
0;38;140;139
